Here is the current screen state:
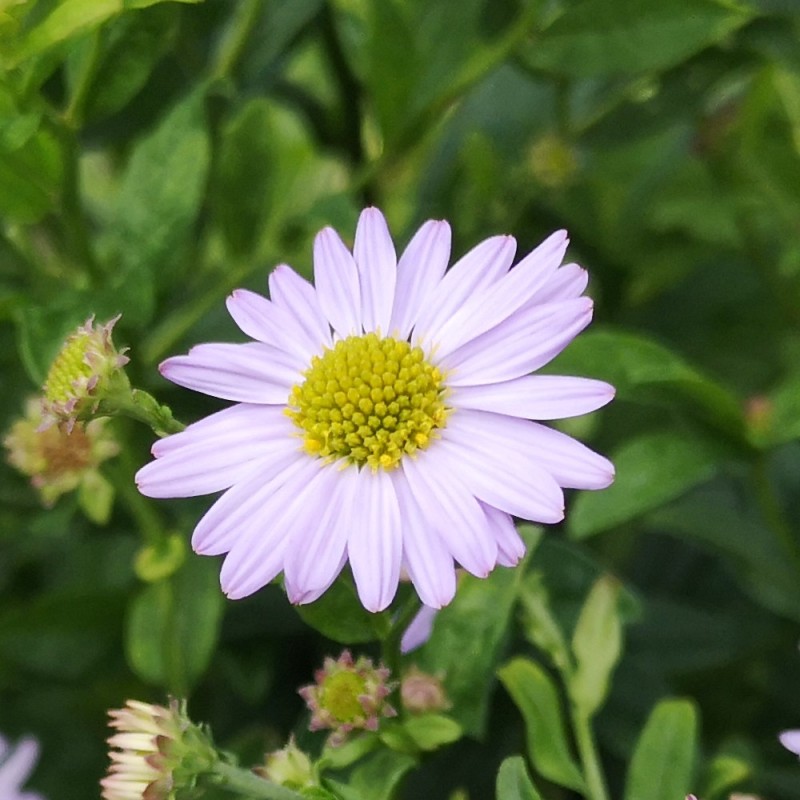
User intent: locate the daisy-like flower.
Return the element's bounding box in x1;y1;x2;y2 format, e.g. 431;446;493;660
299;650;396;746
136;208;614;611
0;735;44;800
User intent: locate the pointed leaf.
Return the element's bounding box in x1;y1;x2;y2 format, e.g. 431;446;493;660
496;756;545;800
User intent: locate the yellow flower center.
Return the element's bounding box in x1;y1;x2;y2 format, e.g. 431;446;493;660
320;671;368;723
288;333;448;471
43;333;93;404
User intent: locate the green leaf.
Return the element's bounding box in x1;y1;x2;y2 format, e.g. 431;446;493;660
495;756;545;800
402;714;462;752
415;525;542;737
518;572;572;674
3;0;200;66
568;431;723;539
569;576;623;718
326;749;417;800
107;86;210;326
497;658;585;792
125;554;224;693
524;0;752;77
547;329;746;440
624;698;698;800
77;470;115;525
700;752;750;799
294;575;391;644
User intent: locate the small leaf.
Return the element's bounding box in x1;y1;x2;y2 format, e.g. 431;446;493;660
77;470;115;525
497;658;585;791
402;714;462;751
294;575;391;644
524;0;752;77
624;698;698;800
326;749;417;800
700;752;750;799
495;756;545;800
568;431;723;539
518;572;572;673
125;555;224;693
569;576;623;718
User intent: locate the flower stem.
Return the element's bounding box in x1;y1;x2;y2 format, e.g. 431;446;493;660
211;761;306;800
571;709;609;800
381;591;422;684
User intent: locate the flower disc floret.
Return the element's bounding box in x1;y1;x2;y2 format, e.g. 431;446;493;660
288;333;447;470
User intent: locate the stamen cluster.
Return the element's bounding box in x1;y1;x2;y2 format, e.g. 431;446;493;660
288;333;447;470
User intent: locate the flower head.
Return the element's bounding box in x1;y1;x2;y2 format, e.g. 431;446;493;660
41;316;130;430
299;650;396;746
136;208;614;611
5;398;119;508
0;735;44;800
400;666;450;714
101;699;216;800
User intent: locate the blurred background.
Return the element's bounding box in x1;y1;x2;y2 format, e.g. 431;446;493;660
1;0;800;797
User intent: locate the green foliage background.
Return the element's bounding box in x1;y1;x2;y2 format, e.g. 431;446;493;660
2;0;800;798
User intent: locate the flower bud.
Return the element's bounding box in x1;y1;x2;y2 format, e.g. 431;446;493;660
400;666;451;715
42;315;129;431
101;699;216;800
298;650;396;746
254;737;314;790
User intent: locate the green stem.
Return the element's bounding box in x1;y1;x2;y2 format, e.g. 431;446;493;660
571;709;610;800
211;762;306;800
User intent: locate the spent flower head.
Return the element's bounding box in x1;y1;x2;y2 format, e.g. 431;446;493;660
101;699;216;800
400;666;450;715
137;208;614;611
41;315;129;430
299;650;396;746
0;734;44;800
4;398;118;509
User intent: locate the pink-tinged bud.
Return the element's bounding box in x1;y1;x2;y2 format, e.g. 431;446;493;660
400;666;451;715
298;650;396;746
101;699;216;800
41;315;130;431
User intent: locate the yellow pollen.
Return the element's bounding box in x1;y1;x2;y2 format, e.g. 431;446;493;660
288;333;448;470
43;334;92;404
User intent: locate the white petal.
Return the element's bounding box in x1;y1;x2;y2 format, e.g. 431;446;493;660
536;263;588;302
434;433;564;523
523;421;615;489
400;605;439;653
354;207;397;333
443;298;593;386
283;466;359;603
268;264;332;349
402;446;497;577
220;459;328;599
433;230;568;357
313;227;362;337
482;503;526;567
779;730;800;756
347;468;402;612
159;342;300;403
392;470;456;608
0;738;38;794
151;404;290;457
191;451;310;556
413;235;516;346
389;219;451;339
450;375;615;420
226;289;319;361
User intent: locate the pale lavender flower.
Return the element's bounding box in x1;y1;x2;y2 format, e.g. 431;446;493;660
779;729;800;757
137;208;614;612
401;605;439;653
0;735;44;800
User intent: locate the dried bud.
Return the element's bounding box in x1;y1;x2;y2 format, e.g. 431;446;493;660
4;398;118;511
42;315;129;430
400;666;451;715
254;736;314;790
298;650;396;746
101;699;216;800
